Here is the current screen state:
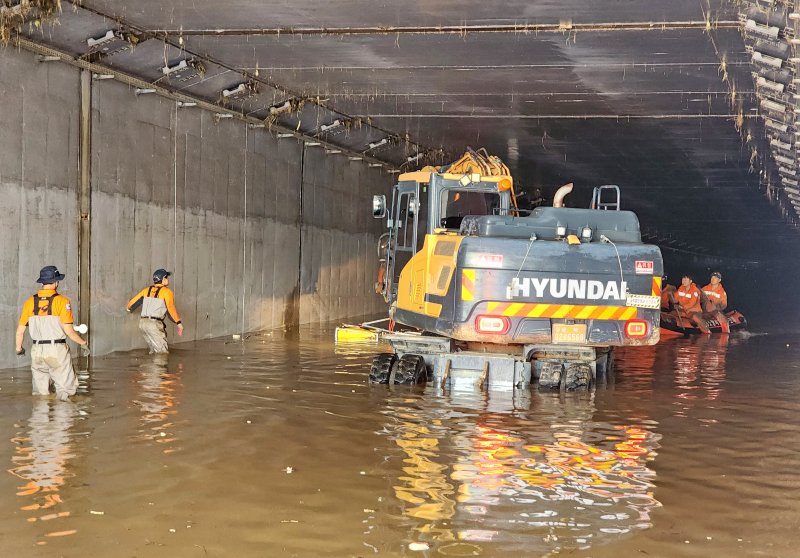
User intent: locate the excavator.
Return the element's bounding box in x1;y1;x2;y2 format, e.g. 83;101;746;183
363;149;663;390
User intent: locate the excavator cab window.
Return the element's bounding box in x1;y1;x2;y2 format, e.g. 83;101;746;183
439;189;500;229
396;193;416;249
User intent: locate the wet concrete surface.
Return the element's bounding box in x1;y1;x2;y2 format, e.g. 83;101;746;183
1;326;799;557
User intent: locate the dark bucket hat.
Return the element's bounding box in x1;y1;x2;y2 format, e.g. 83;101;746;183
37;265;65;284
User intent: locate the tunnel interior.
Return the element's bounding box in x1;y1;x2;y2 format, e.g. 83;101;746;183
1;0;800;367
5;3;800;556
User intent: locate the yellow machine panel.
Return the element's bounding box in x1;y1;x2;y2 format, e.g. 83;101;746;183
396;234;464;318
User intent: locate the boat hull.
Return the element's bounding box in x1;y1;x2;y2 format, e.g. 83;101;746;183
660;310;747;338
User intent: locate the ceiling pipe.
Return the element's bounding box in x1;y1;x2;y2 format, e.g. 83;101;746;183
148;21;741;37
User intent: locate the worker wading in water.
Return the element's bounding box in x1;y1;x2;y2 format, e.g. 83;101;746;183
126;269;183;354
15;266;89;401
675;274;710;333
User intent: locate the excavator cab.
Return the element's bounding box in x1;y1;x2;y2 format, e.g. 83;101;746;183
374;152;515;304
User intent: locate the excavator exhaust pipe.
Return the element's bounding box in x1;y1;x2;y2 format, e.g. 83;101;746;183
553;183;574;208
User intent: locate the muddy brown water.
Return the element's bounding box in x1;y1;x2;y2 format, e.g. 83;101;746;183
1;326;799;557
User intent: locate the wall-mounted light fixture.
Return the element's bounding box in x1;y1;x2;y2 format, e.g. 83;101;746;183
161;59;204;82
745;19;780;40
366;138;389;151
87;30;116;48
221;81;259;102
753;51;785;70
319;119;342;133
757;76;786;94
760;98;787;113
270;100;293;116
766;119;789;133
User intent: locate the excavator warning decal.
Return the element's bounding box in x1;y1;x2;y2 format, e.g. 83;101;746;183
461;269;475;301
651;276;662;297
486;301;637;321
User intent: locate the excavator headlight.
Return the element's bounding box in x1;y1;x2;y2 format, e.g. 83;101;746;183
624;319;649;338
475;315;510;335
556;225;567;238
580;226;593;241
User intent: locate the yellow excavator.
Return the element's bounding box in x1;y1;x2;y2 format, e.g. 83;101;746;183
363;149;663;390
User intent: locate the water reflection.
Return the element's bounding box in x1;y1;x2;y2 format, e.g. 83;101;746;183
616;335;734;405
132;354;182;453
7;399;87;544
673;335;729;403
382;389;661;554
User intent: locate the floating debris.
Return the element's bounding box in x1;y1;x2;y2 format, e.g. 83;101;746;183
409;542;430;551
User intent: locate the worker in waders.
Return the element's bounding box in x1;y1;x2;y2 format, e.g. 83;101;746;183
15;266;89;401
126;269;183;354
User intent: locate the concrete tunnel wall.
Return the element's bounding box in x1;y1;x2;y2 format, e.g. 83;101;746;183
0;47;392;368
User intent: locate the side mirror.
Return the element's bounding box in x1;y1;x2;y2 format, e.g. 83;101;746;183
372;195;387;218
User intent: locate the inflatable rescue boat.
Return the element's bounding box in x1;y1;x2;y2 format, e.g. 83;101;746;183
660;310;747;338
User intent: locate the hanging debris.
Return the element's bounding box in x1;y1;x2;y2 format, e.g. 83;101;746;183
0;0;61;44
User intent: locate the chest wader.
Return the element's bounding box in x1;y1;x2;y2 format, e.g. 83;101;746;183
28;294;77;399
139;287;169;354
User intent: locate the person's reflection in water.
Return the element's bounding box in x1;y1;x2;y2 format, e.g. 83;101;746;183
674;335;729;405
132;354;182;453
381;389;661;554
8;398;86;545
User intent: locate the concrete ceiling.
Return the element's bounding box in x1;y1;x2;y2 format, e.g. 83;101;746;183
13;0;800;260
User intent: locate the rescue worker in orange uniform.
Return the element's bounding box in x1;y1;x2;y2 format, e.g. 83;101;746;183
126;269;183;354
701;272;727;312
701;271;729;333
15;266;89;401
675;274;709;333
660;275;676;311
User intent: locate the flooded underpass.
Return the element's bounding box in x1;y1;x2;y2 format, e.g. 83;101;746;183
0;325;798;557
